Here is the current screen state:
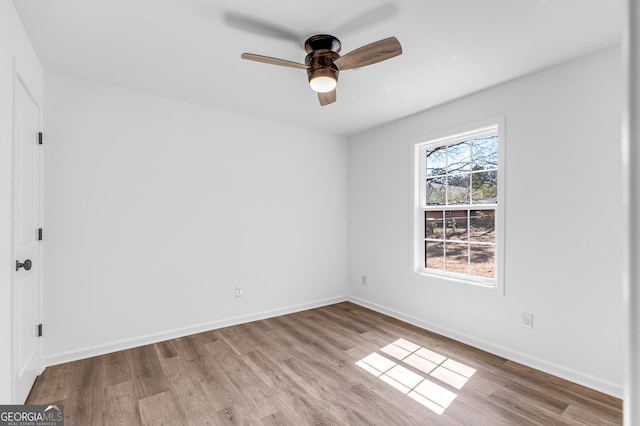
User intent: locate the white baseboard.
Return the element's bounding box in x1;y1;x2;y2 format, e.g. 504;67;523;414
348;295;623;399
44;295;348;367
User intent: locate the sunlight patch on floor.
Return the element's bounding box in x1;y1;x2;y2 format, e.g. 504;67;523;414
356;338;476;414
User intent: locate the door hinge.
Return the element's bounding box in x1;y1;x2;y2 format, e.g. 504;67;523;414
38;228;43;241
38;132;43;145
37;324;42;337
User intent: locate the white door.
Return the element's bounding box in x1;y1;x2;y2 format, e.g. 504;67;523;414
13;74;42;404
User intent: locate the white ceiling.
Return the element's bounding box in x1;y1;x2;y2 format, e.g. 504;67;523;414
13;0;622;136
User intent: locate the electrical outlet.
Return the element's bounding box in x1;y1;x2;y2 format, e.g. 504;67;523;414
521;312;533;329
361;275;367;285
235;286;243;297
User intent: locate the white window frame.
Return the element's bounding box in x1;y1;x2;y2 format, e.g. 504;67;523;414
411;118;506;295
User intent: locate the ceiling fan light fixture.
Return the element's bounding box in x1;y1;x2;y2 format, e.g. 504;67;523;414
310;76;337;93
308;68;338;93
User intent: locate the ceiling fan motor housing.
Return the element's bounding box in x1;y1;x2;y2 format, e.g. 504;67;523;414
305;51;340;86
304;35;342;87
304;34;341;53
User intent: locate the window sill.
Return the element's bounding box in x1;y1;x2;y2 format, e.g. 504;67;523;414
412;270;502;294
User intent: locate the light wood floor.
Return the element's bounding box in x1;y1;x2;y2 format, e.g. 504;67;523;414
26;302;622;425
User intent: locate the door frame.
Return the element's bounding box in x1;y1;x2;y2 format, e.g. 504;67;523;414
11;56;44;403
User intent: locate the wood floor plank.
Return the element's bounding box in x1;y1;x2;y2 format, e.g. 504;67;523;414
502;360;623;412
155;338;181;360
420;413;465;425
562;404;622;426
174;334;219;383
446;390;538;426
562;401;623;426
260;410;300;426
486;390;582;425
264;371;350;426
127;344;171;401
104;381;139;426
344;365;438;422
64;356;105;426
25;362;74;404
217;325;261;355
316;304;371;334
104;350;131;387
266;325;362;393
474;368;570;413
138;390;186;426
203;339;279;418
25;302;622;425
159;355;220;425
300;312;361;351
335;383;426;425
472;357;623;424
215;405;254;425
175;334;248;416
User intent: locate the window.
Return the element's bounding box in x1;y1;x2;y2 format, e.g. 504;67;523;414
413;121;504;291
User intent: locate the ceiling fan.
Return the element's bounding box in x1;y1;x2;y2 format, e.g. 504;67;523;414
241;34;402;106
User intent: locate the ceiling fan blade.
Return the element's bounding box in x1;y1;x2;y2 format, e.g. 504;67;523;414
332;4;399;36
224;12;302;44
318;89;337;106
241;53;308;69
334;37;402;71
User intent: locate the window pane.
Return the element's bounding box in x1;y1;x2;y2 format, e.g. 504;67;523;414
445;210;467;241
426;147;447;178
447;174;470;205
425;211;444;239
469;210;495;242
445;242;468;274
472;136;498;170
470;244;495;278
447;141;471;173
426;241;444;270
471;171;497;204
426;178;446;205
418;125;500;283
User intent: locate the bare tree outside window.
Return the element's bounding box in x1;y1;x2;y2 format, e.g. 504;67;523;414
421;133;499;281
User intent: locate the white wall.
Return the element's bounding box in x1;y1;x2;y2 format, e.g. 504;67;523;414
43;73;348;364
0;2;43;404
348;47;624;397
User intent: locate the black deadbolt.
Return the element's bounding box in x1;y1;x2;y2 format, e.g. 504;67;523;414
16;259;32;271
